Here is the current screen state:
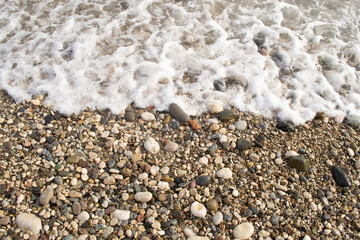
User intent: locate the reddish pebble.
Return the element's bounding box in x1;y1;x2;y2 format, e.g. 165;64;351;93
189;120;201;130
190;180;196;188
137;214;145;222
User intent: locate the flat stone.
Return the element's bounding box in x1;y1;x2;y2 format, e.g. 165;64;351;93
72;201;81;215
332;166;352;187
196;175;211;186
135;192;153;203
113;210;130;221
234;222;254;239
77;211;90;221
66;154;81;164
235;121;247;130
169;103;189;123
0;184;6;194
212;212;223;225
141;112;155;121
39;186;53;205
144;137;160;154
68;190;83;198
276;121;294;132
16;213;42;235
208;103;224;113
189;120;201;130
172;210;183;218
288;155;310;171
236;139;255;151
164;141;179;152
0;216;10;225
124;111;136;122
216;168;232;179
213;80;226;92
218;109;238;121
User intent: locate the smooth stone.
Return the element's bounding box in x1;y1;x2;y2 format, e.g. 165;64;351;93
355;159;360;169
216;168;232;179
199;157;208;165
236;139;255;151
172;210;183;218
72;201;81;215
66;154;81;164
141;112;155;121
285;150;299;158
169;103;189;123
68;190;83;198
213;79;226;92
0;216;10;225
196;175;211;186
276;121;294;132
235;121;247;130
234;222;254;239
191;201;207;218
16;213;42;235
287;155;310;171
332;166;352;187
124;111;136;122
157;181;170;191
113;210;130;221
104;176;116;185
39;186;53;205
144;137;160;154
135;192;153;203
208;102;224;113
218;109;238;121
212;211;223;225
164;141;179;152
206;199;219;211
77;211;90;221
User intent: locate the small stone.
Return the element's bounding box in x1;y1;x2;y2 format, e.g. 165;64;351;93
210;124;220;131
191;201;207;218
332;166;352;187
216;168;232;179
72;202;81;215
235;121;247;130
39;186;53;205
169;103;189;123
66;154;81;164
158;181;170;191
236;139;255;151
206;199;219;211
189;120;201;130
77;211;90;222
141;112;155;121
218;109;238;121
347;148;355;157
104;176;116;185
212;212;223;225
164;141;179;152
135;192;153;203
196;175;211;186
355;160;360;169
287;155;310;171
124;111;136;122
16;213;42;235
270;215;279;225
144;137;160;154
276;121;294;132
208;103;224;113
213;80;226;91
285;151;299;158
275;158;283;165
233;222;254;240
113;210;130;221
0;216;10;225
69;190;82;198
199;157;208;165
172;210;183;218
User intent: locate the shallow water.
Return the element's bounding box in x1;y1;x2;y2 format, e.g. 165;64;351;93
0;0;359;124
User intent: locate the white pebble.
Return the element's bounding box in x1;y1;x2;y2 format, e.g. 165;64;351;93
199;157;208;165
235;121;247;130
141;112;155;121
219;135;228;143
275;158;283;165
164;141;179;152
233;222;254;240
160;166;170;174
135;192;153;203
77;211;90;222
208;102;224;113
191;201;207;218
232;189;239;197
113;209;130;221
144;137;160;154
16;213;42;235
285;151;299;158
347;148;355;157
212;211;223;225
216;168;232;179
157;181;170;191
138;173;148;181
303;235;311;240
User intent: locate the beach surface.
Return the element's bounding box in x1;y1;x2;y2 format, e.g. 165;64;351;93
0;90;360;239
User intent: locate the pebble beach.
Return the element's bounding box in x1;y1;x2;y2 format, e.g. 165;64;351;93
1;90;360;240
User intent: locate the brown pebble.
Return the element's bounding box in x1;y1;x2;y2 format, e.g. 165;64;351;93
189;120;201;130
0;216;10;225
137;214;145;222
190;180;196;188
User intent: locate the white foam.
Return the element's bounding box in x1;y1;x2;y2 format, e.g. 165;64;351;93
0;0;359;125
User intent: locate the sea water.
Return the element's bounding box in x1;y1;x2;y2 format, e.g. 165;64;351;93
0;0;359;125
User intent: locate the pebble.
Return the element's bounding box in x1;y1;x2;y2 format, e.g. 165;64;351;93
235;121;247;130
276;121;294;132
191;201;207;218
189;120;201;130
212;211;223;225
287;155;310;171
104;176;116;185
199;157;208;165
124;110;136;122
169;103;189;123
16;213;42;235
216;168;232;179
113;210;130;221
332;165;352;187
135;192;153;202
144;137;160;154
275;158;283;165
164;141;179;152
77;211;90;221
69;190;83;198
141;112;155;121
355;159;360;169
39;186;53;205
233;222;254;239
72;201;81;215
196;175;211;186
218;109;238;121
0;216;10;225
236;139;255;151
66;154;81;164
206;199;219;211
213;80;226;91
285;151;299;158
157;181;170;191
208;102;224;113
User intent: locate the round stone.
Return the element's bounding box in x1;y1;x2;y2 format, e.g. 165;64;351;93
164;141;179;152
172;210;183;218
16;213;42;235
208;102;224;113
191;201;207;218
216;168;232;179
124;111;136;122
157;181;170;191
235;121;247;130
77;211;90;222
113;210;130;221
104;176;116;185
135;192;153;203
141;112;155;121
199;157;208;165
144;137;160;154
233;222;254;239
72;201;81;215
196;175;211;186
206;199;219;211
212;211;223;225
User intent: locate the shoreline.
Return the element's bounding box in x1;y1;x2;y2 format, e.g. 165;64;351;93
0;89;360;239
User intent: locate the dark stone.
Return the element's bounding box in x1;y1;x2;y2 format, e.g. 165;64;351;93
46;136;55;144
287;155;310;171
3;141;12;149
196;175;211;186
213;80;226;92
124;111;136;122
236;139;255;151
270;215;279;225
249;205;259;215
254;134;265;147
174;177;185;184
172;210;183;218
169;103;189;123
332;166;352;187
161;221;171;229
243;209;252;217
44;115;54;124
276;121;294;132
0;184;6;195
218;109;238;121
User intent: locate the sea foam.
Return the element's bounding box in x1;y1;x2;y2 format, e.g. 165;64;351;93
0;0;359;125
